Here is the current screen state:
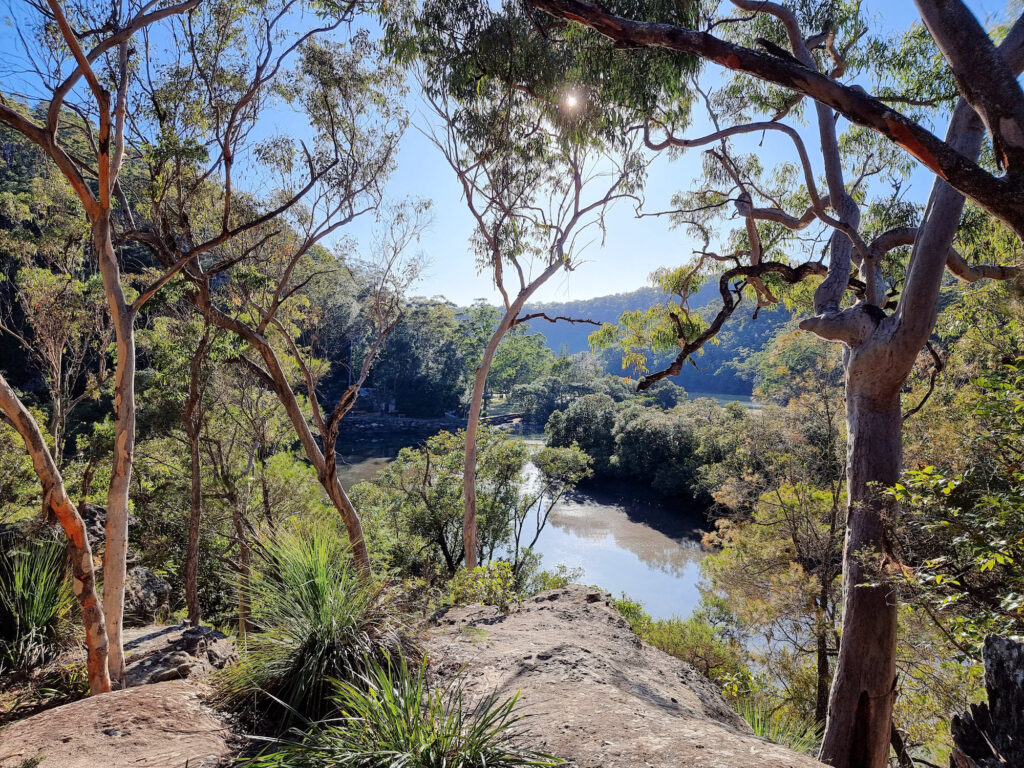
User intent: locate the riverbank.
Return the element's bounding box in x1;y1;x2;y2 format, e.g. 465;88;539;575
0;587;826;768
338;415;710;619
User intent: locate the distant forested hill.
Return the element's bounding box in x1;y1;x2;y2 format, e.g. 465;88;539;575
520;283;793;395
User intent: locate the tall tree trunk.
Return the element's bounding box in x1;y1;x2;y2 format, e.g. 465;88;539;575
94;214;135;688
815;620;830;724
196;294;374;578
183;322;210;626
462;319;510;570
184;430;202;625
323;463;372;576
232;505;252;639
235;444;258;638
0;374;111;694
819;382;901;767
462;262;562;570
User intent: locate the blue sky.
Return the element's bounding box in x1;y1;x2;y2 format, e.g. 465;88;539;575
1;0;1013;306
357;0;1013;305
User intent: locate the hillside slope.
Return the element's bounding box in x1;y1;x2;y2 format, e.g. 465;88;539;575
426;585;824;768
521;286;792;395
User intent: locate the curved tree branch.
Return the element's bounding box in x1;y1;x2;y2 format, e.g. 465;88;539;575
636;260;864;389
526;0;1024;239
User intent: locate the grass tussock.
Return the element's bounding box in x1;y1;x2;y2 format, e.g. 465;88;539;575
0;539;73;673
735;697;823;756
243;655;562;768
213;528;412;727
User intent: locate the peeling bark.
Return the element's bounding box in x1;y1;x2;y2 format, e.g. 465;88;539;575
819;362;902;767
950;635;1024;768
0;374;111;694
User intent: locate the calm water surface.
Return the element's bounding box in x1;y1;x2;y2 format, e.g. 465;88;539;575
336;409;727;620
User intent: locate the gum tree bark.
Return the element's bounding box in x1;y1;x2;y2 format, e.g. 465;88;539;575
183;321;212;626
93;212;136;687
0;374;111;694
462;263;561;567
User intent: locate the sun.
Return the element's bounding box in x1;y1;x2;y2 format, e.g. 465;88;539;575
565;93;579;109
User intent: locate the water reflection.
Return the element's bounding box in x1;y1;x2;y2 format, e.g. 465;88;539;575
335;424;709;620
533;481;707;619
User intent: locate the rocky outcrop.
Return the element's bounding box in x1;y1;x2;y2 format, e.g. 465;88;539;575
79;504;172;625
425;585;825;768
124;625;237;686
124;567;172;626
0;681;235;768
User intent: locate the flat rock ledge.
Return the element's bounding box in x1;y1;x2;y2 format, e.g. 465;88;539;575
425;584;825;768
0;681;234;768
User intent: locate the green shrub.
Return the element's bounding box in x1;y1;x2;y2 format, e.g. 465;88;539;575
612;594;747;685
642;617;747;683
613;594;651;635
243;655;561;768
0;538;73;672
520;563;584;596
212;528;411;728
445;561;517;612
735;697;822;755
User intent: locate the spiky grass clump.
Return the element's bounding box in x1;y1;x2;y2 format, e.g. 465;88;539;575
0;539;73;672
243;655;562;768
213;529;411;728
735;698;823;756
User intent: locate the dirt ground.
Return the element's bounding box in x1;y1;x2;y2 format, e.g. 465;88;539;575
425;585;825;768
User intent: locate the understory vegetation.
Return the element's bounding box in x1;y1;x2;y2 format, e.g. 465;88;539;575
243;656;561;768
3;278;1022;763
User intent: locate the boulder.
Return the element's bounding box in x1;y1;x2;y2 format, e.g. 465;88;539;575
123;566;172;626
76;505;172;625
0;681;235;768
124;624;237;687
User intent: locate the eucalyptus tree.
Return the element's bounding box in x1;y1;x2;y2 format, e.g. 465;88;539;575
0;376;109;692
0;0;208;693
405;0;698;567
519;0;1024;764
111;0;423;579
0;144;112;469
1;0;408;688
191;206;426;578
141;307;226;626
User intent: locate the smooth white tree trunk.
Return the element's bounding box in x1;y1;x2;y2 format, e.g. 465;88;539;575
94;214;135;687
